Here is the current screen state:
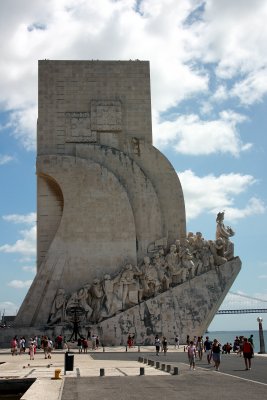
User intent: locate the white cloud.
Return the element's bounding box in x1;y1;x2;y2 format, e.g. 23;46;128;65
0;154;14;165
187;0;267;104
0;225;36;256
0;0;209;150
230;68;267;106
9;106;37;151
258;275;267;279
22;265;36;273
0;301;18;316
178;169;265;220
154;110;251;156
7;280;33;289
3;212;36;225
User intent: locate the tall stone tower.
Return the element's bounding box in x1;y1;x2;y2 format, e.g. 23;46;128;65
14;60;186;329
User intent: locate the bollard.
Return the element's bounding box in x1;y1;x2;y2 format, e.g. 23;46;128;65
161;363;165;371
103;346;105;352
138;346;140;352
140;367;145;376
150;361;155;367
100;368;105;377
125;346;128;352
173;367;179;375
166;365;171;373
155;361;160;369
148;360;152;365
52;368;61;380
144;358;148;364
138;357;143;363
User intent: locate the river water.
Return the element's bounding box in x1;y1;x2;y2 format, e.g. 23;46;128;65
206;330;267;353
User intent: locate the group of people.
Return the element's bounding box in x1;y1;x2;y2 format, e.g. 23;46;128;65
154;335;168;355
186;334;254;371
10;335;54;360
77;334;100;353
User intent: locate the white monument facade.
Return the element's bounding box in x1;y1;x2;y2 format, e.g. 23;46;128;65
1;61;241;346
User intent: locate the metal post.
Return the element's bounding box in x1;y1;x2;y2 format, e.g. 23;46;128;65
257;317;266;354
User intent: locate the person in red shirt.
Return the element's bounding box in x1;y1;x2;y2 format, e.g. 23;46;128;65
242;337;253;370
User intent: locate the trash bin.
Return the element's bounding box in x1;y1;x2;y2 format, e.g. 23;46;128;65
65;352;74;372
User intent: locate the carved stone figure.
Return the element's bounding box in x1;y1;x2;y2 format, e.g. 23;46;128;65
119;264;141;310
216;211;235;240
47;289;66;325
102;274;121;317
165;244;181;284
89;279;104;323
140;256;161;298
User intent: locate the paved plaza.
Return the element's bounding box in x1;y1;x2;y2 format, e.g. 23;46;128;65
0;346;267;399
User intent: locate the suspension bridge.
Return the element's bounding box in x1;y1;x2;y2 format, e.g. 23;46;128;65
217;292;267;315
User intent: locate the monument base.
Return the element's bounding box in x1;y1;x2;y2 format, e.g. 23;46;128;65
0;257;241;348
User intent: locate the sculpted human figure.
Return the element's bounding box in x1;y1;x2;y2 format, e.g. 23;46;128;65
102;273;121;317
209;239;227;266
216;212;234;238
89;279;104;323
119;263;141;309
47;288;66;325
153;251;170;291
165;244;181;285
77;284;92;320
180;248;196;279
140;256;161;298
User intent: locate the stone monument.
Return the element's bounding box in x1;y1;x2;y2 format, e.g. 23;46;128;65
6;61;241;345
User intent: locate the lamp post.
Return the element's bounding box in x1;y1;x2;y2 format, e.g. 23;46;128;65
257;317;266;354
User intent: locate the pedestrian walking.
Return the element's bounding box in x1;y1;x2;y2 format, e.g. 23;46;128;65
174;335;180;349
162;336;168;355
188;341;197;370
204;336;212;364
29;341;35;360
197;336;203;360
10;336;18;356
155;335;161;356
242;337;253;370
211;339;221;371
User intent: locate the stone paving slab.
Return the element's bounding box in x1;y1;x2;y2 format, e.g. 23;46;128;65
0;347;267;399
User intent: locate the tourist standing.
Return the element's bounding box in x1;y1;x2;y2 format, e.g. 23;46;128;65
204;336;212;364
29;341;35;360
188;341;197;370
162;336;168;355
242;337;253;370
77;337;83;353
42;335;49;359
82;337;88;353
196;336;204;360
47;338;53;359
10;336;18;356
155;335;161;356
211;339;221;371
174;335;180;349
248;334;254;356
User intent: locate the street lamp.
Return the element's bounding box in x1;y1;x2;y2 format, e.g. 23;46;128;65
257;317;266;354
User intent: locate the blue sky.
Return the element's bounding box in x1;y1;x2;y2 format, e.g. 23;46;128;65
0;0;266;331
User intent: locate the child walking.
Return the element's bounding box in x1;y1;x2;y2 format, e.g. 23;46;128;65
188;340;197;370
29;341;35;360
